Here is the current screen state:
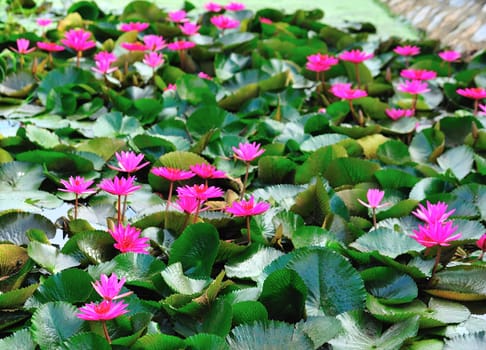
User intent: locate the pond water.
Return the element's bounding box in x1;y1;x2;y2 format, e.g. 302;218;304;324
49;0;419;40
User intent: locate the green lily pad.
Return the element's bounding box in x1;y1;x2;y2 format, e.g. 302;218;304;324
0;212;56;245
426;265;486;301
361;267;418;304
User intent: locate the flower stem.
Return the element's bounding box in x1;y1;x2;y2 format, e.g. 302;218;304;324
76;51;81;68
102;321;111;344
193;199;201;223
117;195;122;225
411;94;418;112
121;195;128;222
74;193;79;220
164;181;174;229
474;99;479;116
240;162;250;199
354;63;361;88
245;215;251;245
431;245;442;279
372;207;377;229
479;250;485;261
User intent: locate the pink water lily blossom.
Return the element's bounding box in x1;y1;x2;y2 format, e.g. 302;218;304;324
259;17;273;24
151;167;195;181
358;189;389;209
190;163;226;179
479;104;486;115
330;83;367;100
211;15;240;30
398;80;430;95
176;184;224;201
412;220;461;248
92;51;117;75
477;233;486;259
393;45;420;56
167;40;196;51
456;87;486;115
205;1;223;12
10;38;36;54
179;22;201;36
142;35;166;51
37;42;65;52
412;201;455;224
198;72;213;80
400;69;437;81
143;52;165;69
338;49;374;63
92;274;129;301
232;142;265;162
385;108;414;120
59;176;96;195
167;10;188;23
226;196;270;217
109;223;150;254
164;83;177;91
61;28;96;52
108;151;149;173
99;176;141;196
306;53;339;73
175;196;203;214
121;42;147;52
439;50;461;62
225;2;246;11
37;18;52;27
119;22;149;32
77;300;129;321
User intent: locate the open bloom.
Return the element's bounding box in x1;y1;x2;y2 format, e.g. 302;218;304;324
412;201;455;224
226;196;270;217
119;22;149;32
400;69;437;81
412;221;461;247
330;83;367;100
385;108;414;120
167;40;196;51
10;38;36;54
142;35;166;51
176;184;224;201
92;274;127;300
190;163;226;179
233;142;265;162
164;83;177;91
109;223;150;254
477;233;486;252
211;15;240;30
167;10;188;23
179;22;201;36
61;28;96;52
306;53;338;73
205;1;223;12
198;72;212;80
37;18;52;27
480;104;486;115
121;42;147;52
151;167;195;181
225;2;246;11
259;17;273;24
37;42;65;52
175;196;204;214
398;80;430;95
338;49;374;63
77;300;129;321
108;151;149;173
456;87;486;100
92;51;117;75
394;45;420;56
357;189;389;209
59;176;96;195
439;50;461;62
143;52;165;69
99;176;141;196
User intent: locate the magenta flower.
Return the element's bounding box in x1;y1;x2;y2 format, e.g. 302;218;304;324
167;40;196;51
109;223;150;254
205;1;223;12
176;184;224;201
477;233;486;259
226;196;270;217
92;273;127;301
164;83;177;91
412;201;455;224
456;87;486;115
143;52;165;69
259;17;273;24
306;53;338;73
142;35;166;51
37;18;52;27
99;176;141;196
92;51;117;75
198;72;213;80
59;176;96;195
232;142;265;162
438;50;461;62
119;22;149;32
179;22;201;36
412;221;461;248
190;163;226;179
61;29;96;67
225;2;246;11
394;45;420;56
37;42;65;52
358;189;388;209
398;79;430;111
167;10;188;23
330;83;367;100
480;104;486;116
108;151;149;174
400;69;437;81
10;38;36;54
121;42;147;52
151;167;195;181
211;15;240;30
385;108;414;120
78;300;128;321
338;49;374;63
175;196;202;215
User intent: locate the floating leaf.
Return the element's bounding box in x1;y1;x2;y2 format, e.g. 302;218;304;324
324;158;380;187
28;241;80;274
436;145;474;181
361;267;418;304
33;269;94;304
0;162;44;191
0;283;38;309
225;246;284;281
62;332;111;350
0;212;56;245
0;329;35;350
426;266;486;301
161;262;211;295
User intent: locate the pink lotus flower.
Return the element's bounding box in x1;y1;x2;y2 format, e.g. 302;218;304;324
108;151;149;173
400;69;437;81
338;49;374;63
94;51;117;64
99;176;141;196
142;35;166;51
37;42;65;52
385;108;414;120
330;83;367;100
306;53;339;73
164;83;177;91
259;17;273;24
456;87;486;100
119;22;149;32
92;274;128;301
477;233;486;259
225;2;246;11
198;72;213;80
358;189;388;209
143;52;165;69
10;38;36;54
167;10;188;23
397;80;430;95
412;201;455;224
175;196;204;214
92;51;117;75
121;42;147;52
226;196;270;217
394;45;420;56
232;142;265;162
59;176;96;195
411;221;461;247
151;167;195;181
210;15;240;30
439;50;461;62
109;223;150;254
179;22;201;36
176;184;224;201
479;104;486;116
167;40;196;51
61;28;96;52
205;2;223;12
190;163;226;179
37;18;52;27
78;300;129;321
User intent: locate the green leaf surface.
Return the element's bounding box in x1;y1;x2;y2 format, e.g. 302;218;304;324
161;262;211;295
361;267;418;304
225;246;284;281
436;145;474;180
0;329;35;350
33;269;94;304
351;228;423;258
28;241;80;274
